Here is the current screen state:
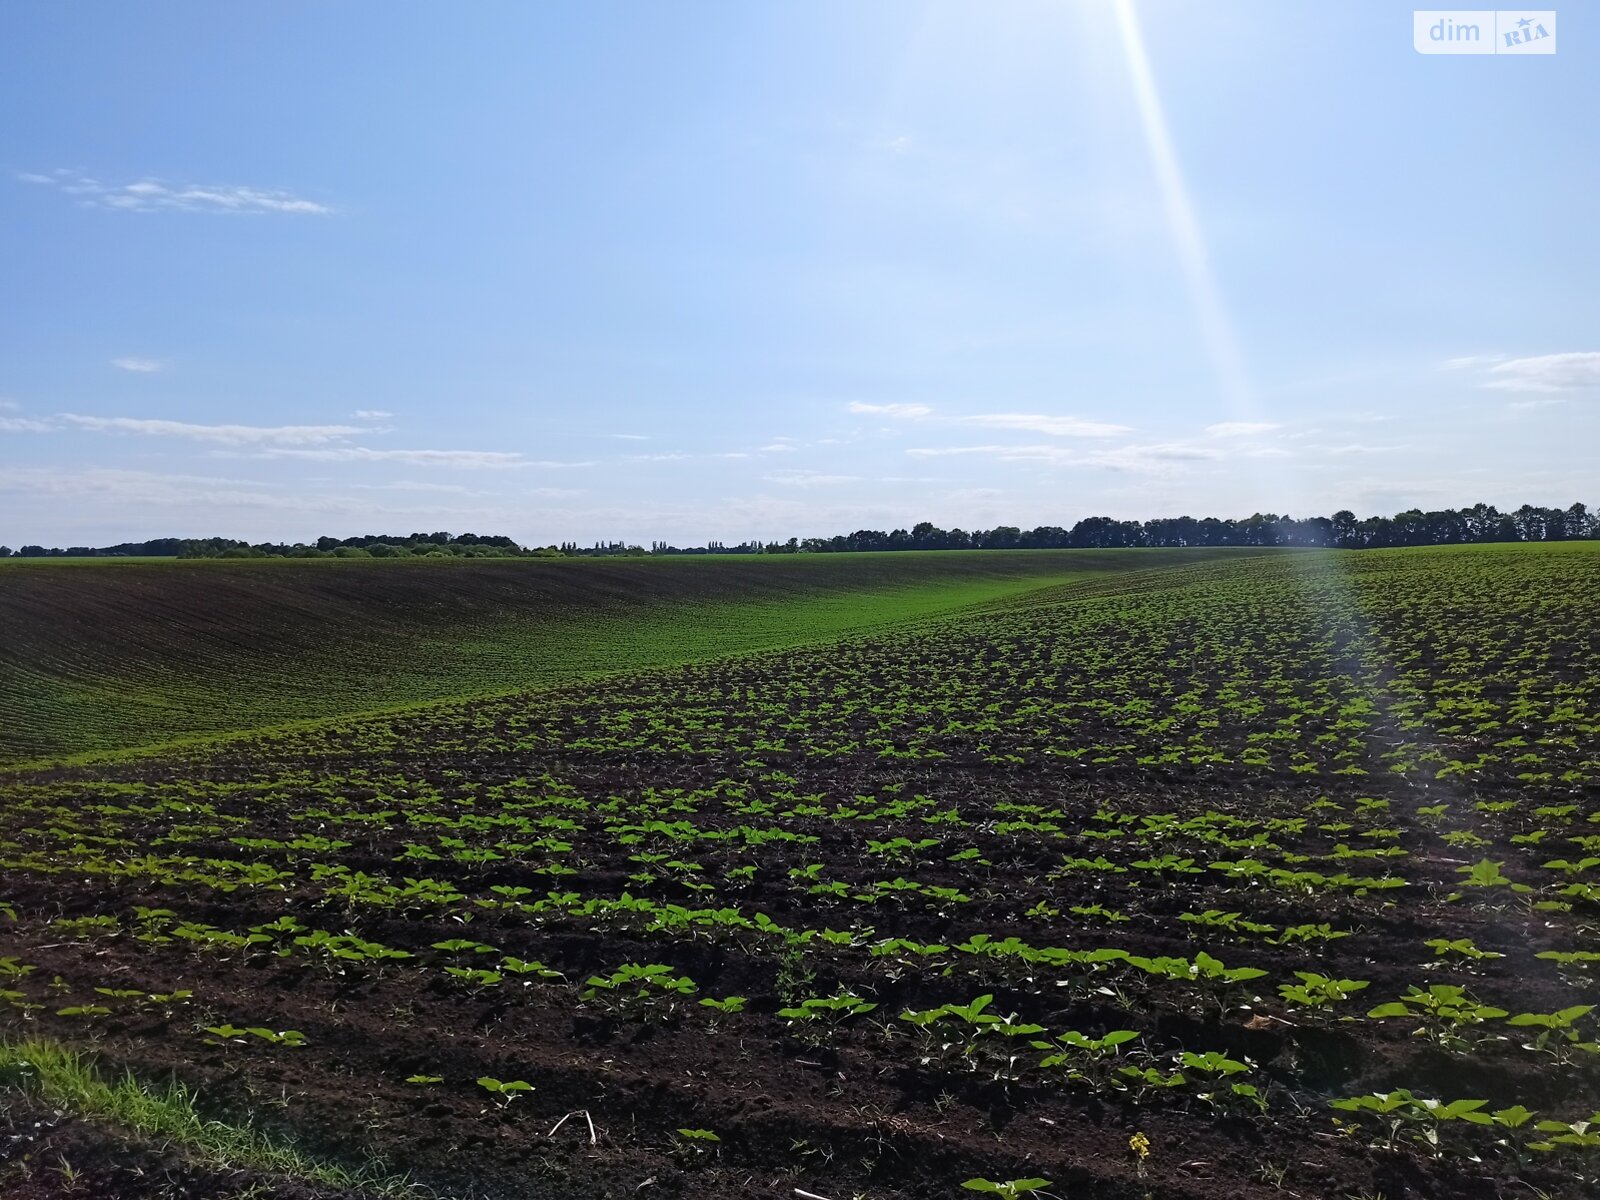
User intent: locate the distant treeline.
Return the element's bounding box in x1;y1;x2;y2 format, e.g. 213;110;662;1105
654;501;1597;555
0;532;548;560
2;501;1593;560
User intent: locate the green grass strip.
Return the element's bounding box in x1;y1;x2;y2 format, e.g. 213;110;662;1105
0;1037;427;1197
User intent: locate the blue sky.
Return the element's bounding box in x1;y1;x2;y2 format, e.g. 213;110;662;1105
3;1;1596;547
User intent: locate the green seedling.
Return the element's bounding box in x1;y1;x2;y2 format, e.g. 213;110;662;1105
1367;984;1508;1050
1507;1006;1598;1062
443;965;503;989
203;1024;306;1047
1424;937;1503;962
431;938;497;955
1530;1114;1600;1152
672;1127;721;1159
1278;972;1370;1016
1332;1090;1529;1157
962;1179;1052;1200
1031;1028;1140;1085
476;1076;533;1106
581;962;698;1020
777;991;878;1043
1181;1050;1264;1113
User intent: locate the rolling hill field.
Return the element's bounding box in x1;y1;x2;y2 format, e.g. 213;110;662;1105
0;547;1263;764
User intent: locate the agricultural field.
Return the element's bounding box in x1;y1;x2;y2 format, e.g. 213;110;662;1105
0;548;1248;765
2;542;1599;1200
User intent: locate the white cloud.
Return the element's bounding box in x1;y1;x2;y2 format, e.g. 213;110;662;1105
111;357;163;373
1324;444;1405;456
1083;443;1222;472
60;414;362;446
1204;421;1279;437
906;444;1041;460
264;447;583;469
351;480;476;495
1482;352;1600;393
1;416;55;433
906;438;1285;474
626;449;766;462
763;469;861;487
606;433;648;441
960;412;1132;438
352;409;393;420
847;402;933;419
1441;354;1506;371
22;170;331;215
0;399;18;411
847;401;1130;438
0;466;491;521
758;442;798;453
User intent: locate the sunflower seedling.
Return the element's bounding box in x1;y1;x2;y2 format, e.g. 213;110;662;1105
1506;1005;1598;1063
1031;1028;1140;1086
1367;984;1508;1050
672;1128;721;1160
477;1076;533;1107
1277;972;1369;1017
961;1177;1053;1200
581;962;698;1021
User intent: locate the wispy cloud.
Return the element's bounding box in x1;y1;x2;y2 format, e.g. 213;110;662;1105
625;449;764;463
1204;421;1279;437
1324;443;1405;457
846;401;1129;439
1482;352;1600;393
906;438;1283;474
60;414;362;446
0;466;489;520
351;480;477;495
1441;354;1506;371
1084;442;1223;471
763;469;861;487
352;409;393;420
111;357;163;373
847;402;932;419
906;444;1044;460
21;169;331;215
1;416;55;433
264;447;589;469
606;433;648;441
960;412;1131;438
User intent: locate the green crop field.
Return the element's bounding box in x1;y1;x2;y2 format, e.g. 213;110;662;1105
2;542;1598;1200
0;546;1260;765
